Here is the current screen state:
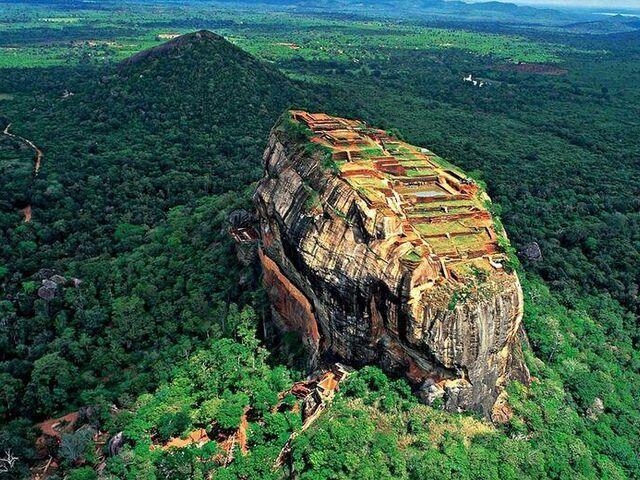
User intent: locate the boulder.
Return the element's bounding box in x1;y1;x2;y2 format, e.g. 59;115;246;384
228;209;255;228
108;432;124;457
35;268;56;280
37;279;59;301
50;274;68;286
519;242;543;261
587;397;604;420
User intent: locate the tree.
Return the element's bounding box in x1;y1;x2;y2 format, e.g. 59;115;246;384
0;374;22;419
215;391;249;430
110;295;153;350
157;410;191;443
26;352;79;415
67;466;98;480
59;428;95;466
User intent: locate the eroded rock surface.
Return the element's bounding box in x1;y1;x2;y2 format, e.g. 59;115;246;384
254;111;530;418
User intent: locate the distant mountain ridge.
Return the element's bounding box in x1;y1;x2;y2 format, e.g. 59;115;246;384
209;0;586;25
563;13;640;34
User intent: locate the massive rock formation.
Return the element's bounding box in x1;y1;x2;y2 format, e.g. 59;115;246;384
254;111;530;418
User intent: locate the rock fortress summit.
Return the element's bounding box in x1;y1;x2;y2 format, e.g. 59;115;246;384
254;110;530;420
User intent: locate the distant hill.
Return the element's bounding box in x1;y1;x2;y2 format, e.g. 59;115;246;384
109;29;305;165
33;29;308;208
562;14;640;34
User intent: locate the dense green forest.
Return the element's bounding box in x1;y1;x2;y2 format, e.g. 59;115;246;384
0;31;305;415
1;1;639;479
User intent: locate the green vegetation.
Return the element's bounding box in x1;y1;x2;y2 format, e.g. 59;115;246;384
0;1;639;479
405;167;436;177
103;314;301;480
0;2;579;69
279;113;336;174
403;250;422;262
0;30;310;478
303;186;321;213
293;301;640;480
321;156;340;175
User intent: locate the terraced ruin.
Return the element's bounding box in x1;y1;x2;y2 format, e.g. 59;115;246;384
291;110;505;281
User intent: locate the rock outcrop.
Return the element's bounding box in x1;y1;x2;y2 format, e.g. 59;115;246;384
254;111;530;418
35;270;81;301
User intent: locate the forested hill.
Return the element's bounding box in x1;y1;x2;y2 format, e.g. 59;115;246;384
0;30;311;435
2;29;309;269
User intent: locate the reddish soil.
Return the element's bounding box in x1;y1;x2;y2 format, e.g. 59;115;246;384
21;205;32;223
259;248;320;347
160;429;210;450
36;412;79;439
237;411;249;455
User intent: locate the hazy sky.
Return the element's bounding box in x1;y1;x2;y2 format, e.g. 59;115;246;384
468;0;640;9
